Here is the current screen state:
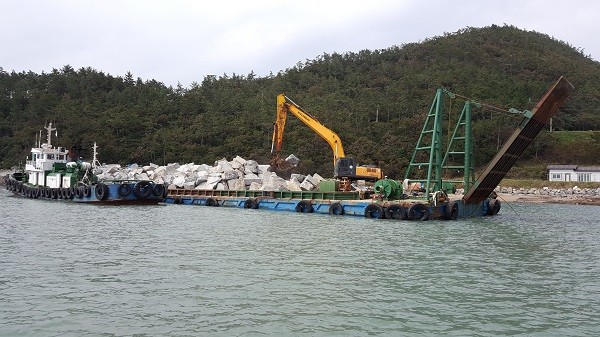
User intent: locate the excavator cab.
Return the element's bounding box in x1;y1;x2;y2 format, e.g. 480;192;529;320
334;157;384;181
334;157;357;178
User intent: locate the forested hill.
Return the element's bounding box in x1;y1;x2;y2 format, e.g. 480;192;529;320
1;24;599;179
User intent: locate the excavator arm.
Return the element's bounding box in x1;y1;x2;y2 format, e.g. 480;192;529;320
271;94;345;167
271;94;384;181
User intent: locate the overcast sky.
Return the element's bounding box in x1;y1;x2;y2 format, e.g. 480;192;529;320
1;0;597;88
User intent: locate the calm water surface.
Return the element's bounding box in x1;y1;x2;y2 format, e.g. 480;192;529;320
1;189;599;336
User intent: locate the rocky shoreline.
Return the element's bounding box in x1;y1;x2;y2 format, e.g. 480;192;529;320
454;186;600;206
497;187;600;206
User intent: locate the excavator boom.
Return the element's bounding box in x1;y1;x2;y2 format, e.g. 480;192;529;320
272;94;345;166
271;94;383;181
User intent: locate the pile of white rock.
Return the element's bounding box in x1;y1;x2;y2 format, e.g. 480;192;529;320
95;155;325;191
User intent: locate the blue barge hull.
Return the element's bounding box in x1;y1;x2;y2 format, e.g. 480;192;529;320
164;189;498;220
5;175;166;205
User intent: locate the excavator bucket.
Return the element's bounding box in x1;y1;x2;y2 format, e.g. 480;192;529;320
269;155;295;172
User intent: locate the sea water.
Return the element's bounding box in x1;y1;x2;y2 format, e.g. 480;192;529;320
1;189;599;336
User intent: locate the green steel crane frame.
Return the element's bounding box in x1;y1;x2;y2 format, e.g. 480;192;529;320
404;89;474;202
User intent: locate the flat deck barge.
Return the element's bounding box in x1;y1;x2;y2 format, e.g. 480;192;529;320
165;188;496;220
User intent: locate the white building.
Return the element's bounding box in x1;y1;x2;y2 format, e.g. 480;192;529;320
547;165;600;182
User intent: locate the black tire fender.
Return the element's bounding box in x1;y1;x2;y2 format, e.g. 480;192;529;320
205;197;218;206
408;203;430;221
295;200;314;213
95;183;109;200
487;199;501;215
243;198;258;209
83;186;92;197
118;183;132;197
152;184;165;197
328;202;344;215
385;204;407;220
444;201;459;220
364;203;385;219
134;181;153;199
65;187;74;199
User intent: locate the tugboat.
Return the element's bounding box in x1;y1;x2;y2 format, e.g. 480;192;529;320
3;123;166;204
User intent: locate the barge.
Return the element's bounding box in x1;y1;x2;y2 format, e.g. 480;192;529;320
165;188;493;220
164;77;574;219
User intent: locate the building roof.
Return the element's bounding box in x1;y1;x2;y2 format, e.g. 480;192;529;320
547;165;578;170
547;165;600;172
577;166;600;172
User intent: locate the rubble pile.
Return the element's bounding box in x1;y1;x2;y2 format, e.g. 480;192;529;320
95;155;325;191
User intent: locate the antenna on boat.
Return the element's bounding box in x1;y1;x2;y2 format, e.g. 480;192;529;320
92;142;101;168
44;122;57;147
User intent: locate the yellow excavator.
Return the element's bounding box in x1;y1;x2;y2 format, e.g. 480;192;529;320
271;94;384;181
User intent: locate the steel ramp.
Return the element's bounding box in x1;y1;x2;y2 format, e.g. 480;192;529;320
463;76;574;204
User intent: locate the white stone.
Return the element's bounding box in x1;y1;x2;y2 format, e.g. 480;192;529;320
244;160;259;174
165;164;179;175
230;160;242;170
207;175;221;185
285;154;300;166
155;166;166;175
243;173;261;186
300;179;315;191
290;174;305;183
249;182;262;190
215;159;233;172
107;165;120;174
257;164;270;174
287;180;302;191
232;155;247;165
261;176;288;191
195;173;208;185
173;176;186;187
227;178;246;190
303;174;318;187
312;173;324;185
222;170;241;181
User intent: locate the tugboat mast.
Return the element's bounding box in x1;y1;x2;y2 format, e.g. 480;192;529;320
92;142;101;168
44;122;57;148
